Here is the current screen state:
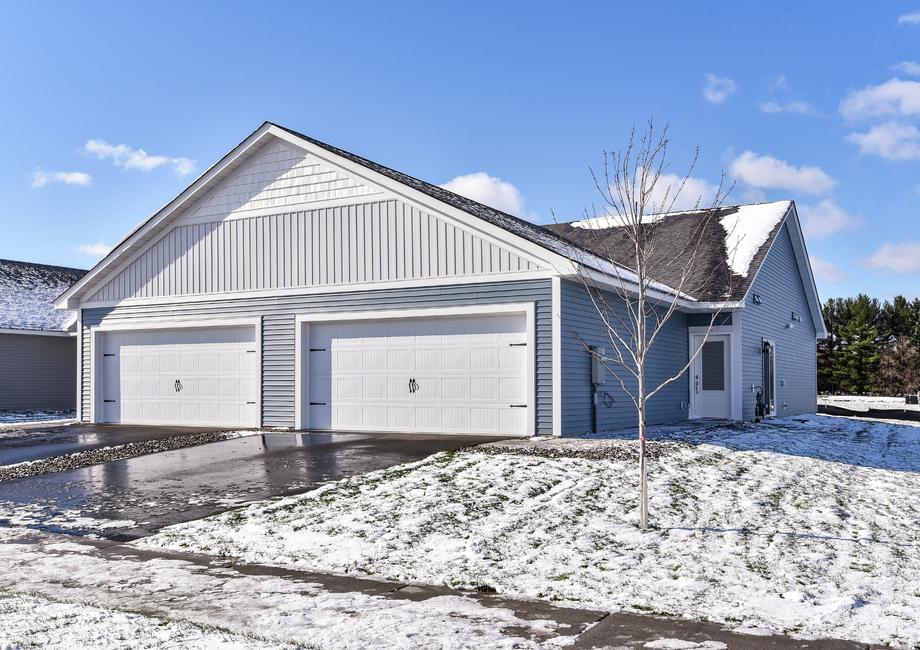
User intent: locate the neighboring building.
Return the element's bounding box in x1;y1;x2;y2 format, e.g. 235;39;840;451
55;122;826;435
1;259;86;411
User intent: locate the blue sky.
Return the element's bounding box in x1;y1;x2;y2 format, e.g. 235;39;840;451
1;2;919;300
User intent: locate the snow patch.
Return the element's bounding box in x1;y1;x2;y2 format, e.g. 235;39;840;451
719;201;790;277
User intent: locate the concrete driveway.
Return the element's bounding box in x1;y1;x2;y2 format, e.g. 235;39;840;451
0;423;222;466
0;429;503;540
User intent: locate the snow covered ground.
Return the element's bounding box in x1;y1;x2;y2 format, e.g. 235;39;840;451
0;591;290;649
818;394;920;412
0;528;572;649
139;415;920;648
0;409;75;428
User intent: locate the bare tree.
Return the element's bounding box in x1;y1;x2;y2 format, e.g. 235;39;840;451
568;120;736;529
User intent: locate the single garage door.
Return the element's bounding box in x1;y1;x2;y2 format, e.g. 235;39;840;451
101;326;258;427
307;313;529;435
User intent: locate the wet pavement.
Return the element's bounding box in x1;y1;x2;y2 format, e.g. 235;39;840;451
0;423;222;466
0;431;503;540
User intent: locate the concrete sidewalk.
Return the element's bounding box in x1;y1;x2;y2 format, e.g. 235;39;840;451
0;529;882;649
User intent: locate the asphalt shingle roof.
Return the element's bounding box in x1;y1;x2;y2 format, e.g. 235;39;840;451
0;259;86;331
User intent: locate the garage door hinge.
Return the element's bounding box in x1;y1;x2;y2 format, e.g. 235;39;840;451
246;401;256;405
508;343;527;347
246;350;256;353
509;404;527;408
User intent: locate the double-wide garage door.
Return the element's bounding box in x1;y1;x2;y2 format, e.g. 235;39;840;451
307;313;529;435
101;326;258;427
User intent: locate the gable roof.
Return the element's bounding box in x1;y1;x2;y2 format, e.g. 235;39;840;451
55;122;824;336
1;259;86;332
544;201;792;302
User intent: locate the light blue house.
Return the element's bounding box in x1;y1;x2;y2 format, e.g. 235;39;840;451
56;123;826;436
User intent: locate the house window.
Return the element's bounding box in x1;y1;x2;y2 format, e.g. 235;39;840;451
701;341;725;391
762;340;776;416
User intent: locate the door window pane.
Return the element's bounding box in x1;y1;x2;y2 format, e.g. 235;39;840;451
701;341;725;391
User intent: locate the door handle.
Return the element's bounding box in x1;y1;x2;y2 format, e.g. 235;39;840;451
175;379;183;393
408;378;419;394
694;374;700;394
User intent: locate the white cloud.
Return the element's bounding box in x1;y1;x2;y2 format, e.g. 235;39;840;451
769;74;788;93
898;11;920;25
846;120;920;160
865;241;920;273
729;151;835;195
644;172;722;213
83;139;195;175
76;242;112;257
440;172;527;216
892;61;920;76
810;255;848;283
839;78;920;121
30;169;92;188
703;74;737;105
798;199;862;239
759;100;817;115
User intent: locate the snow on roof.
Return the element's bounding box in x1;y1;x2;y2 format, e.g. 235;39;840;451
544;201;792;302
719;201;792;278
0;260;87;332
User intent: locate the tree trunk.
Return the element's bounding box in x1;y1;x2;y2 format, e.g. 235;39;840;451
638;407;648;529
639;367;648;530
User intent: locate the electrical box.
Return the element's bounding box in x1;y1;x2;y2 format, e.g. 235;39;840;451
589;346;607;386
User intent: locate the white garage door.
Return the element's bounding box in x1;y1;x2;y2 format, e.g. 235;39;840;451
101;326;258;427
307;313;529;435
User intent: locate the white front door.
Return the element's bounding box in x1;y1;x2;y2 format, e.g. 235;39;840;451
306;313;529;435
101;326;258;427
691;333;731;419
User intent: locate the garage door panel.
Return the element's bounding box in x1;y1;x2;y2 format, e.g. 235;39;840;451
102;326;257;428
307;312;528;435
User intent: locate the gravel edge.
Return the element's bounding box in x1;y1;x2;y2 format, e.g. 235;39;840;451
466;438;689;461
0;432;255;482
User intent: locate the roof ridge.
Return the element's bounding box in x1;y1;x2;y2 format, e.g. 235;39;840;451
0;258;87;275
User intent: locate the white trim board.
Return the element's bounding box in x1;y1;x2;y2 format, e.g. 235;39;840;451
551;276;562;437
0;328;74;337
76;270;555;310
88;316;262;426
687;320;742;422
293;303;537;437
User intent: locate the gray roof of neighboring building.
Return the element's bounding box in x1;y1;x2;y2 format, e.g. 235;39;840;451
0;259;87;331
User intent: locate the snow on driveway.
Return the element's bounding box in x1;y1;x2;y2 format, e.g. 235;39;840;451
139;415;920;649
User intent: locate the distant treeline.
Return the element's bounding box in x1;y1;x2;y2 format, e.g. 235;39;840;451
819;295;920;396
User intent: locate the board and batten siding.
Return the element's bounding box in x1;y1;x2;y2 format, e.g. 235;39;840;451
88;199;543;303
81;279;553;432
740;222;817;419
0;333;77;410
559;280;689;434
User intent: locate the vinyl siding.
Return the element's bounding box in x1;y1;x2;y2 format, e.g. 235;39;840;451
560;280;689;434
89;199;542;303
0;333;76;410
81;279;553;432
740;223;817;419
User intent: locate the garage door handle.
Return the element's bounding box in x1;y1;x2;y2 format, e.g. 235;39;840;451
409;378;419;394
175;379;183;392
